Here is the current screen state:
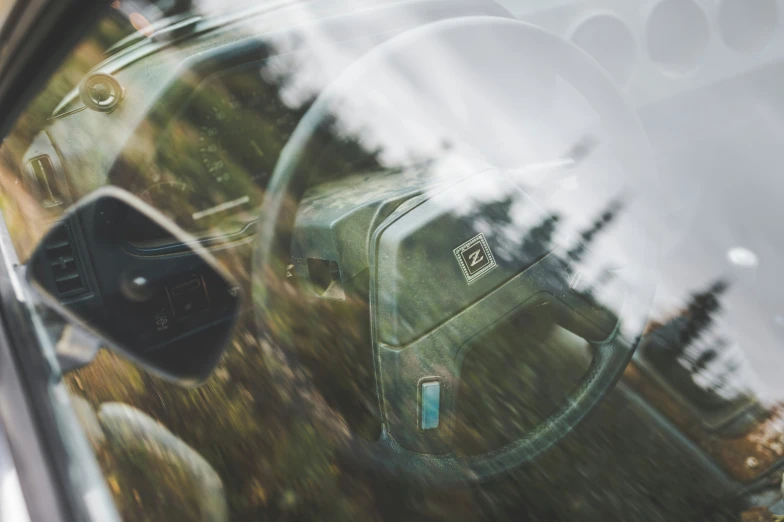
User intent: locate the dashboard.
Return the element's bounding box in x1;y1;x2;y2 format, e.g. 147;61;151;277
507;0;783;107
23;0;515;248
115;61;296;244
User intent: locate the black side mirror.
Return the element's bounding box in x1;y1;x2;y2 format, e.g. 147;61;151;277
26;187;240;386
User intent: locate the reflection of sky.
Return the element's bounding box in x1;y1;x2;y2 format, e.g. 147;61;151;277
279;21;663;334
640;77;784;401
264;11;784;406
113;1;784;402
260;10;784;405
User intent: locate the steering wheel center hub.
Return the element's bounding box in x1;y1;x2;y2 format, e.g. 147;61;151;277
373;170;559;348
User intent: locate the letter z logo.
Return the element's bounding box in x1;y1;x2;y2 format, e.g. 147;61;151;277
467;249;485;267
454;233;497;284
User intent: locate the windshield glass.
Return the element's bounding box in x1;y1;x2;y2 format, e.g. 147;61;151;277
2;1;784;521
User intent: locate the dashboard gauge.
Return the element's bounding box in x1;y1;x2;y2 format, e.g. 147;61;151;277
194;72;301;190
132;175;257;245
198;93;259;185
129;65;305;245
198;131;269;184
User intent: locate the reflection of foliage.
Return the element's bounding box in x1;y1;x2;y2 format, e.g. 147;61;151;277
98;442;204;522
70;319;742;522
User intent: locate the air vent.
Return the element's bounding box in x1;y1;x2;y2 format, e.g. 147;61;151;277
44;224;87;297
27;155;63;208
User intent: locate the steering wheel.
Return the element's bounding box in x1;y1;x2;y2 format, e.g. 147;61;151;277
254;16;659;484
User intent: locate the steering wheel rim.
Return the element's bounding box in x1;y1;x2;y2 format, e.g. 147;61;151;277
254;16;659;485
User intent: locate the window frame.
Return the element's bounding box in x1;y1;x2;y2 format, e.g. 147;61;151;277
0;1;120;521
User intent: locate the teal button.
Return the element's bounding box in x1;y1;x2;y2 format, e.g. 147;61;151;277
421;381;441;430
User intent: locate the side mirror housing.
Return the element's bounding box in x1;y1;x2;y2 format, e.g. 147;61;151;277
26;188;240;386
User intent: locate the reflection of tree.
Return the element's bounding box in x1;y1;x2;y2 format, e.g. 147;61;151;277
644;279;746;411
522;213;560;258
649;280;729;364
462;195;514;232
552;199;626;309
689;337;727;374
710;359;740;396
565;199;623;265
680;280;728;355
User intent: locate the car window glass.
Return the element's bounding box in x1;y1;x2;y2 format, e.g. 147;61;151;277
3;1;784;521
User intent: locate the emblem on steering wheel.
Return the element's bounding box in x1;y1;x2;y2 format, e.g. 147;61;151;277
454;233;497;284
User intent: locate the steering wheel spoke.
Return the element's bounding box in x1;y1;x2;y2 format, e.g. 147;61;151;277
374;251;627;454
